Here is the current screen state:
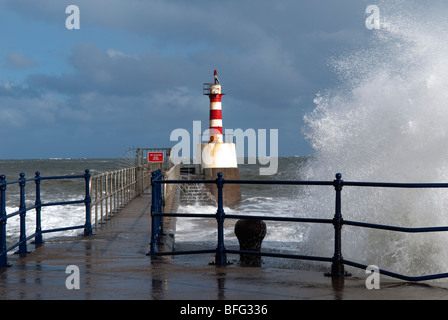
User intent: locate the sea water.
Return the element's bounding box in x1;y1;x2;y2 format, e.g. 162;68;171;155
300;1;448;277
0;158;122;244
176;158;308;248
178;1;448;277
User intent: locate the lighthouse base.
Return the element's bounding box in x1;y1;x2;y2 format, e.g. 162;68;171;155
199;143;238;169
204;167;241;205
197;142;241;205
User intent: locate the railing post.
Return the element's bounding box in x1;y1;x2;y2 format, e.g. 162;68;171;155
214;172;228;266
100;174;104;222
157;170;164;236
34;171;43;245
0;175;8;267
16;173;29;254
328;173;349;277
150;170;162;255
158;170;164;248
94;175;99;230
109;173;113;216
105;172;109;219
83;169;93;236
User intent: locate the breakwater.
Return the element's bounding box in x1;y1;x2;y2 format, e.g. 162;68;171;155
3;158;448;300
0;155;181;267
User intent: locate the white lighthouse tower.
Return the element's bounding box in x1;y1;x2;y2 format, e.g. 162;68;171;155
199;70;241;203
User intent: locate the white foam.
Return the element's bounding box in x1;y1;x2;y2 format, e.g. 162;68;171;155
302;1;448;276
5;203;87;244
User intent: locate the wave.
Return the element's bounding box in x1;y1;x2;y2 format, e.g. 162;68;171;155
301;0;448;277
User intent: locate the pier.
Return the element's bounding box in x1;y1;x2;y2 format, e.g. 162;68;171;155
2;168;448;300
3;189;448;300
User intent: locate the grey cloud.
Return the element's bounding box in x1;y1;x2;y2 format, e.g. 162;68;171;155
4;0;367;48
12;0;368;100
26;42;200;96
2;0;378;158
4;53;38;69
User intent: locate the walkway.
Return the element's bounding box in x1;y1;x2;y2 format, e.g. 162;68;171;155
1;193;448;301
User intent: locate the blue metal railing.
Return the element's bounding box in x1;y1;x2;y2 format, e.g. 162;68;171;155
0;170;92;267
149;170;448;281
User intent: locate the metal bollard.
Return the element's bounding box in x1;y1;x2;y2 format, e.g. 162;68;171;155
234;219;266;267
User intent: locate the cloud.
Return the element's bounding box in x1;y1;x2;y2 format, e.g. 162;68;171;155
4;53;37;69
1;0;376;158
11;1;366;94
26;42;201;96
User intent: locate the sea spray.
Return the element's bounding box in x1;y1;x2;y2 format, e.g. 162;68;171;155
302;0;448;276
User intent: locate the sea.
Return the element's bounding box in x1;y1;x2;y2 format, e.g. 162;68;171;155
0;157;326;272
4;1;448;278
3;155;448;278
0;158;123;244
0;157;306;244
175;158;312;268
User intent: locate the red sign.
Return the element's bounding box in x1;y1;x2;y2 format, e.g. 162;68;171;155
148;152;164;163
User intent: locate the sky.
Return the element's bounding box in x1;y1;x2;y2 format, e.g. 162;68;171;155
0;0;375;159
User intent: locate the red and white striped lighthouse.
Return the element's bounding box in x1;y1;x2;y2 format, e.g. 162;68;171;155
199;69;241;204
200;69;238;169
204;70;224;143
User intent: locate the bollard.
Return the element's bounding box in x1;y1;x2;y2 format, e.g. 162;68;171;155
234;219;266;267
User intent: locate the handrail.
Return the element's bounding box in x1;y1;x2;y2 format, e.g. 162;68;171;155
89;166;153;230
149;171;448;282
0;170;92;267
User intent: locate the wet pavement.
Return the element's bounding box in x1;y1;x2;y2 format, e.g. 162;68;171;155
1;193;448;301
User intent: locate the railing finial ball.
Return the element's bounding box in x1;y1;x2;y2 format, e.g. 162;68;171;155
336;173;342;180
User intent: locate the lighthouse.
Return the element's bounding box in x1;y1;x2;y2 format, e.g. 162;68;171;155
207;70;224;143
199;70;241;204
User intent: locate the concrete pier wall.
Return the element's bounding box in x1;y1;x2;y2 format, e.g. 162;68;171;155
204;167;241;205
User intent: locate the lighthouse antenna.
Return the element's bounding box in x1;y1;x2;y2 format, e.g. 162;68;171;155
214;70;220;84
